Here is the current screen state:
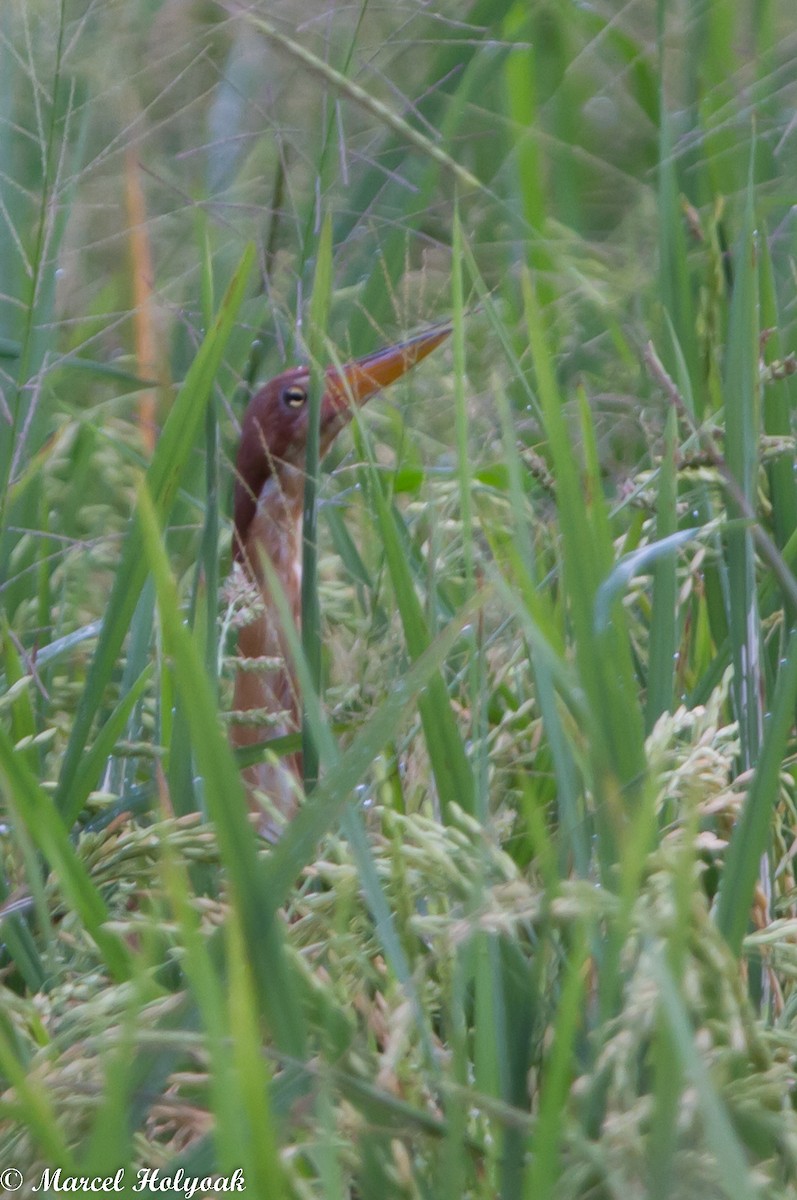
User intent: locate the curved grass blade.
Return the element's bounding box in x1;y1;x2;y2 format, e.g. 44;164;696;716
54;244;255;818
594;527;704;634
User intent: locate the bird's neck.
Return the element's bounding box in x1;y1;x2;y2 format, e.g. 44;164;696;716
229;470;305;831
245;472;303;609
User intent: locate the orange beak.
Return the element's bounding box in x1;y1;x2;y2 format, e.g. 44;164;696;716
322;323;451;428
233;322;451;564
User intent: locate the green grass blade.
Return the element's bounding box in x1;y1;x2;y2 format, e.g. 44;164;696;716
157;844;256;1173
197;217;221;692
491;377;589;875
0;902;45;992
63;665;152;828
723;153;761;768
225;916;286;1195
363;460;476;820
656;55;699;407
524;924;588;1200
0;1;67;526
255;543;479;1052
715;629;797;957
263;588;490;907
645;407;678;732
653;956;759;1200
595;528;703;635
54;244;255;817
759;226;797;567
522;269;646;867
136;482;307;1057
79;1015;137;1174
169;227;220;822
452;212;491;818
301;212;333;790
0;1011;76;1168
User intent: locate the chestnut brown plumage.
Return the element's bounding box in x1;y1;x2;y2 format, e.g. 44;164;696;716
229;325;451;834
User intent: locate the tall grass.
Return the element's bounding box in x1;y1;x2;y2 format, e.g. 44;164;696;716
2;0;797;1196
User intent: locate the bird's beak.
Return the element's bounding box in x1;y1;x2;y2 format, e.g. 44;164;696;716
323;323;451;419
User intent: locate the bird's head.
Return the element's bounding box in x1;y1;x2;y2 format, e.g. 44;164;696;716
233;324;450;563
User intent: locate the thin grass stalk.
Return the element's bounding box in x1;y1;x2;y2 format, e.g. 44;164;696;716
645;407;678;732
723;160;761;770
523;923;589;1200
452;210;487;815
124;145;159;456
168;223;221;821
439;953;470;1197
199;220;220;693
656;3;699;408
296;2;366;265
107;579;156;800
453;242;589;871
70;665;151;819
239;10;481;194
758;229;797;603
301;212;333;790
502;5;555;307
225;915;286;1194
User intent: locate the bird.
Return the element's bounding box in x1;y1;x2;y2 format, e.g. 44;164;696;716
228;323;451;835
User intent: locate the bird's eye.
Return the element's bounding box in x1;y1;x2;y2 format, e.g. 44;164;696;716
282;385;307;409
